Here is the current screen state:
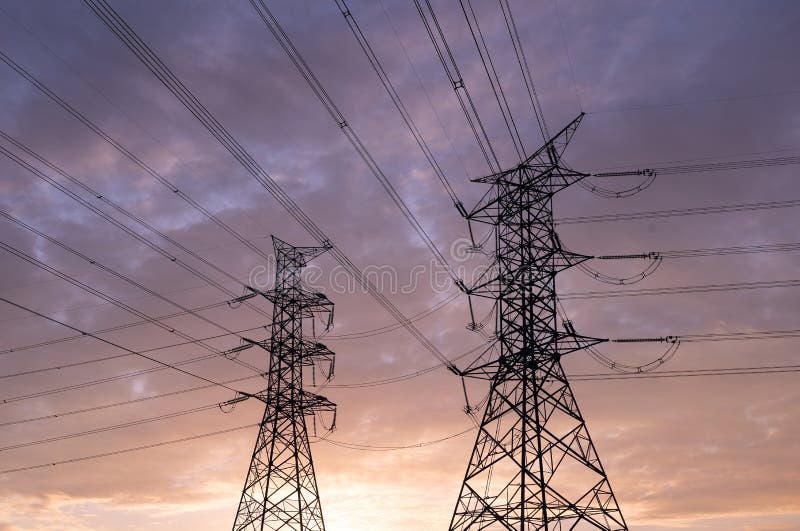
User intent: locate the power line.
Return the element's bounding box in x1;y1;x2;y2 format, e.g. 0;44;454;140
0;290;456;362
587;88;800;115
412;0;501;172
459;0;526;160
561;278;800;300
589;155;800;177
0;281;230;325
0;4;272;237
0;238;263;376
0;347;439;435
249;0;462;285
0;50;273;264
376;0;473;182
0;292;456;381
6;232;791;361
658;241;800;259
0;373;260;428
0;423;259;475
0;401;225;453
589;146;800;174
333;0;464;211
1;210;265;375
6;321;798;415
553;0;583;112
1;348;250;405
571;364;800;381
3;356;797;464
320;426;475;452
0;134;272;323
498;0;549;142
652;155;800;175
0;325;267;381
0;296;244;396
323;291;460;340
557;197;800;225
83;0;456;370
680;328;800;343
4;355;796;475
581;154;800;199
0;301;254;356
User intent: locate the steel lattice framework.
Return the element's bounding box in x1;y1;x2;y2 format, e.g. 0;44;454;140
452;114;628;530
231;236;336;531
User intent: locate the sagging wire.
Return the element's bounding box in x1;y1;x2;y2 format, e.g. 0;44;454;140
557;231;662;285
223;338;255;361
218;393;250;414
556;297;681;374
579;169;656;199
218;391;337;437
577;252;663;285
587;337;681;374
227;285;258;309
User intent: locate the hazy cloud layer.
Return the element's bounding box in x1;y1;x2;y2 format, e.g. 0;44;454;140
0;0;798;530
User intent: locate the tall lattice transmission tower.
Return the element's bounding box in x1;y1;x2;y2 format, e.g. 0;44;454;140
227;236;336;531
451;114;628;530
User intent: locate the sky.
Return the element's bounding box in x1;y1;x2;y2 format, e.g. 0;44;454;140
0;0;799;529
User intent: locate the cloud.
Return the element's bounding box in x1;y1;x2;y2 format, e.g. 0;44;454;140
0;0;799;530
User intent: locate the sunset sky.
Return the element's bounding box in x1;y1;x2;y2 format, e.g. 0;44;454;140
1;0;799;530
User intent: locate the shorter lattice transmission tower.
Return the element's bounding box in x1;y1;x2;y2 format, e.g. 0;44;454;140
226;236;336;531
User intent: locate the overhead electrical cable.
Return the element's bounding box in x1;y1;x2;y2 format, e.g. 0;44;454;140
570;364;800;381
0;50;274;264
2;339;492;427
0;297;247;396
0;401;226;452
1;210;266;376
561;278;800;300
82;0;455;370
248;0;462;283
0;241;264;378
1;351;226;403
0;373;260;428
657;241;800;259
3;327;796;434
3;361;798;474
5;322;798;421
498;0;548;142
590;155;800;178
333;0;464;212
0;325;267;379
320;426;475;451
0;423;260;475
0;291;460;384
459;0;526;160
376;0;473;181
0;301;255;356
323;291;460;340
0;138;272;323
412;0;501;172
1;289;457;359
587;88;800;114
557;197;800;225
651;155;800;175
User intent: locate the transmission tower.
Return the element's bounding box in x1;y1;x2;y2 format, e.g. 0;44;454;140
452;113;628;530
228;236;336;531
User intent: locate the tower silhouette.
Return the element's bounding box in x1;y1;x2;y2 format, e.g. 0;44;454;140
231;236;336;531
452;114;628;530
